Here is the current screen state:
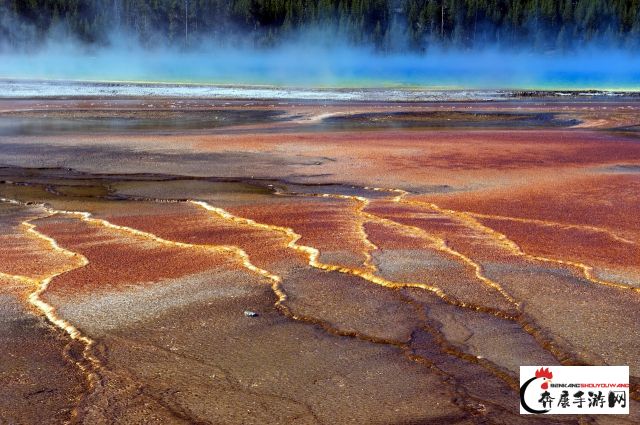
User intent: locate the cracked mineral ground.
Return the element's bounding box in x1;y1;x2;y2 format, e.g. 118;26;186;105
0;96;639;424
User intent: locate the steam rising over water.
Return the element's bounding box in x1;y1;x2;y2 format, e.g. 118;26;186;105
1;41;640;90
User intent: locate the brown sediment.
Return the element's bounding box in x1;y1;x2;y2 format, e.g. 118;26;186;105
2;190;552;422
369;192;640;294
0;278;86;424
368;196;640;369
6;196;501;422
0;204;100;422
190;199;518;320
1;97;640;423
361;219;517;314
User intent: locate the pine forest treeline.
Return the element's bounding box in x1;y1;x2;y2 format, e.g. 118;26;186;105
1;0;639;50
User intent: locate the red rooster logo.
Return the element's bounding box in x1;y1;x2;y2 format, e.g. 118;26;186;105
521;367;555;414
535;367;553;389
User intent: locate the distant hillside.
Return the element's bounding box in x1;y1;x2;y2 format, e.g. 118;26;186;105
1;0;639;50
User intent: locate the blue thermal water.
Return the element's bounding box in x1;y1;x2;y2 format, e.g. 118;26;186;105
1;45;639;90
